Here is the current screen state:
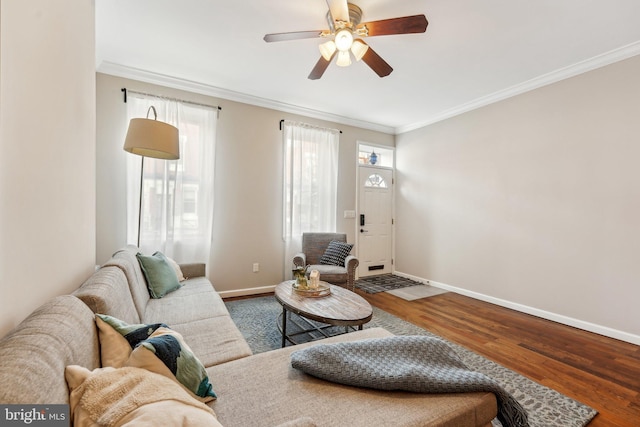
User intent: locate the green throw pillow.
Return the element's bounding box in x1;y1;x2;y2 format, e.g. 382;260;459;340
96;314;216;402
136;251;182;298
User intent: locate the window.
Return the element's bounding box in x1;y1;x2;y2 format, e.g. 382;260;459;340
365;173;388;188
126;93;217;264
282;120;339;277
358;143;394;168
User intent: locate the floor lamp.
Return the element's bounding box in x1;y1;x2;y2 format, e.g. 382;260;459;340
123;106;180;247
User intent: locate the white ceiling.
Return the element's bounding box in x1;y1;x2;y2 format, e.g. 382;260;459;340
96;0;640;134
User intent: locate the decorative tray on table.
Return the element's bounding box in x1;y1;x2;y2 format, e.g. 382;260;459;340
292;282;331;298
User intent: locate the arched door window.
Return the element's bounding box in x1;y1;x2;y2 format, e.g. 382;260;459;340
364;173;388;188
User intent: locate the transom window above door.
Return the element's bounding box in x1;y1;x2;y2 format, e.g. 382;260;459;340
358;143;394;168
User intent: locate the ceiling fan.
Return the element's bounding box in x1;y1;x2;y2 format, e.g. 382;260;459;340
263;0;428;80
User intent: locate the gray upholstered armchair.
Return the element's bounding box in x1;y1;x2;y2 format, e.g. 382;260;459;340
293;232;359;291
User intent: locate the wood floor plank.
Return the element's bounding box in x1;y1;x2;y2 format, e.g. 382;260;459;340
354;289;640;426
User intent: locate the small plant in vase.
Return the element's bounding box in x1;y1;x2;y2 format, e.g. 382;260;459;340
292;265;310;289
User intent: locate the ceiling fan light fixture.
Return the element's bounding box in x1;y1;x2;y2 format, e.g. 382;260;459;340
319;40;337;61
334;29;354;51
263;4;428;80
336;50;352;67
351;39;368;61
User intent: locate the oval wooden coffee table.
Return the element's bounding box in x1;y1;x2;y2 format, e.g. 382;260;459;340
274;280;373;347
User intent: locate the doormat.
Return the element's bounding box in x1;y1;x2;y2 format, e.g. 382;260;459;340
355;274;424;294
386;285;448;301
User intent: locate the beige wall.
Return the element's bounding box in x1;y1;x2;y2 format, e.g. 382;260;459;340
96;73;394;294
395;55;640;343
0;0;96;337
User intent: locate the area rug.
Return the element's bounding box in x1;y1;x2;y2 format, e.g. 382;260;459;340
226;295;597;427
354;274;425;293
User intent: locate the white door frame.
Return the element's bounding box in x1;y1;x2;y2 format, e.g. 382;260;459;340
355;142;395;279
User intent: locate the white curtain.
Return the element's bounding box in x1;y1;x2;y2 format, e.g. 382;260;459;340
282;120;339;278
126;93;217;265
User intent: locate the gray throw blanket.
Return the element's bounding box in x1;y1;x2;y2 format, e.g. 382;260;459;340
291;336;529;427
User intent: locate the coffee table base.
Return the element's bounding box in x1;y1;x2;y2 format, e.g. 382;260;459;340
278;307;364;347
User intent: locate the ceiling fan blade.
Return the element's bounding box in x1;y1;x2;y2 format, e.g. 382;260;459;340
326;0;350;23
357;14;428;37
263;30;325;43
361;45;393;78
308;52;336;80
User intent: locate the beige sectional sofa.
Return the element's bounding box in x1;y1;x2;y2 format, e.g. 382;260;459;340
0;246;497;426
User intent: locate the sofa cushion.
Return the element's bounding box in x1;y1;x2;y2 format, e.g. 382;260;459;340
307;264;348;285
169;316;253;368
319;240;353;266
104;246;151;320
206;328;497;427
143;277;228;325
274;418;317;427
0;295;100;404
73;266;141;324
136;251;182;298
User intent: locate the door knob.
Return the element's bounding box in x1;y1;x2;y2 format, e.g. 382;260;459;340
360;229;368;233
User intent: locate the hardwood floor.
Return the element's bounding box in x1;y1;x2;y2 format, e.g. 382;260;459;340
352;289;640;426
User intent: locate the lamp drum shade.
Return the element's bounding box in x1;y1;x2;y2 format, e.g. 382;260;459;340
124;118;180;160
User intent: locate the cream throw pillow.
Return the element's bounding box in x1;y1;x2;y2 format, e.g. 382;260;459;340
166;256;186;281
65;365;221;427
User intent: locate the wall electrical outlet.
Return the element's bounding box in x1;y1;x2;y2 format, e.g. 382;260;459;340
252;263;259;273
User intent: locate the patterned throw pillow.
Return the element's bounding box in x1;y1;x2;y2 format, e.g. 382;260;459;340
125;327;217;402
95;314;167;367
319;240;354;267
95;314;216;402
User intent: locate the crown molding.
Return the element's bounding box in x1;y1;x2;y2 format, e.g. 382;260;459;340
98;40;640;136
97;61;395;135
395;40;640;134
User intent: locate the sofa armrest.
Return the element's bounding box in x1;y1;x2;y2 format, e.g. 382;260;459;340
179;263;206;278
293;253;306;268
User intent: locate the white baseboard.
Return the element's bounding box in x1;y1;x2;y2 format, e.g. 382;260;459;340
394;271;640;346
218;285;275;299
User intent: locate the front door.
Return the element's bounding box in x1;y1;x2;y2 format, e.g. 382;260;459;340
357;166;393;277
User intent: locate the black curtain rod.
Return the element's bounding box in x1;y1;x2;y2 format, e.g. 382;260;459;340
279;119;342;133
121;88;221;111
